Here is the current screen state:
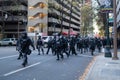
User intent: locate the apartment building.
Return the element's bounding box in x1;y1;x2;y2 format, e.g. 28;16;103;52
28;0;81;36
0;0;82;38
28;0;48;35
0;0;27;38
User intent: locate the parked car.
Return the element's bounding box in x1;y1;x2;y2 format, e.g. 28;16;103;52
42;36;53;47
0;38;17;46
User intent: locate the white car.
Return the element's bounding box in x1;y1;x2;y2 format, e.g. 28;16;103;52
0;38;17;46
42;36;53;47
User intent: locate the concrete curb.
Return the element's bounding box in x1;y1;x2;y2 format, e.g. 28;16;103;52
79;53;104;80
79;56;97;80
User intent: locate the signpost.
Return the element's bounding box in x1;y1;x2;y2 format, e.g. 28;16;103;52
98;0;113;57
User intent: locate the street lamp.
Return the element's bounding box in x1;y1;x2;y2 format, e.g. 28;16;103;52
17;19;27;38
17;21;20;38
53;23;57;33
68;0;79;38
97;0;112;57
23;19;28;31
68;0;73;38
2;13;8;38
60;0;65;33
104;12;112;57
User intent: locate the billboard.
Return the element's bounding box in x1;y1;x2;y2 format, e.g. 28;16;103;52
98;0;113;13
98;0;113;8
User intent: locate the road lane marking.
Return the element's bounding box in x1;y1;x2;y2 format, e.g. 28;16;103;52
4;62;41;76
3;57;54;76
78;54;93;58
0;55;18;60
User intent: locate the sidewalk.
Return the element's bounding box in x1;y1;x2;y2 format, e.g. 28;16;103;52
85;52;120;80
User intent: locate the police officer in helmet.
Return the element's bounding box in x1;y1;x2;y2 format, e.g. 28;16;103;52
20;32;35;67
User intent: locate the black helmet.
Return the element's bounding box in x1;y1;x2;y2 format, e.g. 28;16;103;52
38;36;41;39
21;32;27;38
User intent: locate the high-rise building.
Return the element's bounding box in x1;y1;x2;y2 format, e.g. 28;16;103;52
0;0;27;38
28;0;48;35
0;0;81;38
48;0;81;35
28;0;81;35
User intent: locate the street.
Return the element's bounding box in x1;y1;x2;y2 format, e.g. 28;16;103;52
0;46;99;80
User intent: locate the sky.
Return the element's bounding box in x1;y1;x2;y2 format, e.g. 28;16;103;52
91;0;100;34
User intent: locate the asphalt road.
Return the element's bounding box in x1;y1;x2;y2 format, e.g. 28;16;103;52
0;46;99;80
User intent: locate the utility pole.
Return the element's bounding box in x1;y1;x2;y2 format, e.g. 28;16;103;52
68;0;73;38
1;1;4;38
60;0;64;33
112;0;119;60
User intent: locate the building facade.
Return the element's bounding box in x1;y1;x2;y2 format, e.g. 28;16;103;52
0;0;82;38
48;0;81;35
28;0;48;35
0;0;27;39
28;0;81;36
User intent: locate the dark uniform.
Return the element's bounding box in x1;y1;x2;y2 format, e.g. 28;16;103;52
79;38;84;54
52;37;56;55
96;38;102;52
56;37;63;60
46;37;53;55
36;36;44;55
89;38;96;55
16;36;23;60
20;32;35;67
69;36;77;55
61;36;69;57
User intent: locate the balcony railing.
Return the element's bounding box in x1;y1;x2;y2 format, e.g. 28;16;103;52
0;16;27;22
0;5;27;11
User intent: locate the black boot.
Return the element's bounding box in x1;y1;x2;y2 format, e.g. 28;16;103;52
17;57;21;60
56;58;59;60
22;61;28;67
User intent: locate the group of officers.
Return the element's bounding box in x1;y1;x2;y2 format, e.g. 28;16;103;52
16;32;108;67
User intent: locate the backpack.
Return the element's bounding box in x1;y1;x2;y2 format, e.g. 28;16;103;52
20;38;32;54
21;38;29;49
56;39;61;48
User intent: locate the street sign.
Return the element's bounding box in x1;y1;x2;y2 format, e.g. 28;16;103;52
98;0;113;8
109;13;113;22
99;0;113;13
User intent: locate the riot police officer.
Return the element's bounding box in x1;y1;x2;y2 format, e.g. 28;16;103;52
69;36;77;55
16;36;23;60
55;36;63;60
36;36;44;55
61;36;69;57
20;32;35;67
89;38;96;55
46;37;53;55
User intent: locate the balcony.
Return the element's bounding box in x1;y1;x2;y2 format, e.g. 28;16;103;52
0;16;27;23
0;5;27;11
